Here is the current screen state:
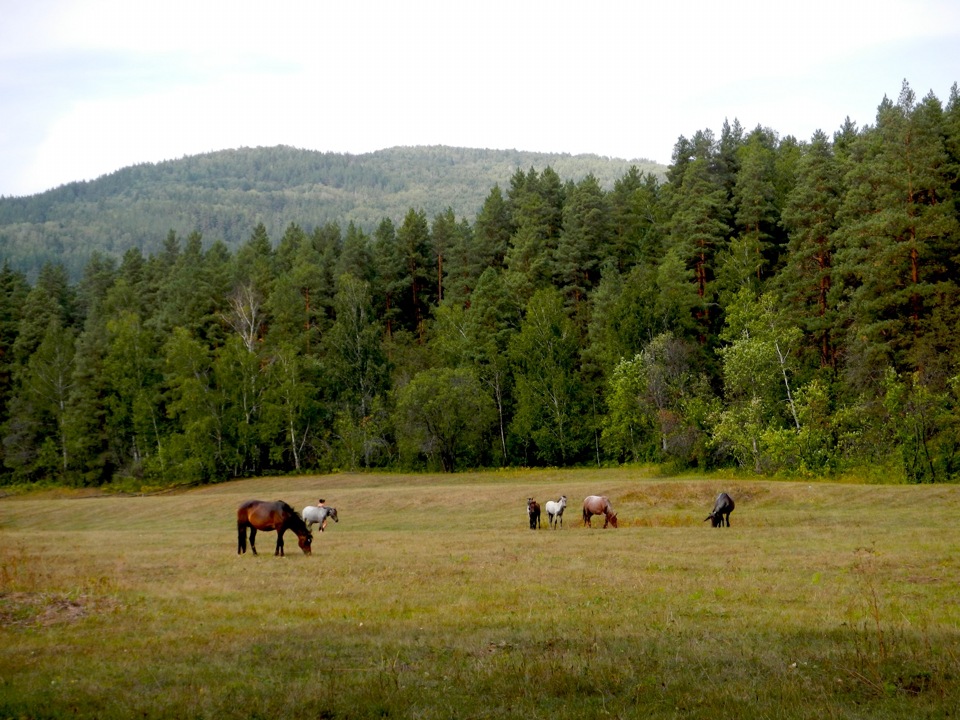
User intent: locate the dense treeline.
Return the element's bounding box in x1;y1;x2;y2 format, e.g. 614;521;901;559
0;146;663;281
1;81;959;488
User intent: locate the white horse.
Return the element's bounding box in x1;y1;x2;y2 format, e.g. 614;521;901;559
544;495;567;529
302;505;338;532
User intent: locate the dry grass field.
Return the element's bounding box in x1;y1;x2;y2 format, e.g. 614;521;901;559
1;467;959;719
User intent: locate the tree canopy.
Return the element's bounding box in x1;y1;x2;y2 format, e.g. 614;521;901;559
2;81;960;487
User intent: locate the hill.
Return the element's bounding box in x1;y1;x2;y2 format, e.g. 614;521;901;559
0;145;666;280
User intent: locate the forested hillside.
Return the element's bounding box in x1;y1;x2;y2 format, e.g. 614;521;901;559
1;80;958;489
0;145;663;280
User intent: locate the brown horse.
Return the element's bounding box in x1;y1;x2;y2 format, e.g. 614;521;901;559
527;498;541;530
237;500;313;556
582;495;618;528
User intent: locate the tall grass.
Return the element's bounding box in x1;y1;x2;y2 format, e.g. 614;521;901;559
1;468;958;718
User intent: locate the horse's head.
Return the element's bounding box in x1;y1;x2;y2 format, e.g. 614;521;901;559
329;508;339;522
297;531;313;555
607;512;618;528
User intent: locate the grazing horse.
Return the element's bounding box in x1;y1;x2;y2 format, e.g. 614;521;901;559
544;495;567;529
705;492;735;527
237;500;312;556
302;505;339;532
582;495;618;528
527;498;541;529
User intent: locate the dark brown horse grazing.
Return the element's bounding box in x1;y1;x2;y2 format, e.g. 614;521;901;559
582;495;618;528
237;500;312;556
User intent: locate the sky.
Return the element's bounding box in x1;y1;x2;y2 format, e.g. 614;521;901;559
1;0;958;197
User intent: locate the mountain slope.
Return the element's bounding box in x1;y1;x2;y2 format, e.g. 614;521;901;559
0;145;666;279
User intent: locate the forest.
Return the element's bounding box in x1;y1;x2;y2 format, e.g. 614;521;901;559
0;80;958;488
0;145;662;281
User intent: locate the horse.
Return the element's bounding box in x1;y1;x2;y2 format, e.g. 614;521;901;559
302;505;339;532
582;495;618;528
544;495;567;529
527;498;541;529
705;492;735;527
237;500;313;556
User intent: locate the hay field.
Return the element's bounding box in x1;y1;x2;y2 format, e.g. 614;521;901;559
1;467;959;719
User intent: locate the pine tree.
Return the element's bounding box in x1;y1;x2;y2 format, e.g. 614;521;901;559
835;82;960;384
0;262;29;435
268;223;329;353
779;130;842;368
608;168;665;271
665;131;731;342
396;208;433;341
553;174;611;310
430;208;458;305
473;184;512;270
336;222;374;284
718;128;779;303
371;218;404;340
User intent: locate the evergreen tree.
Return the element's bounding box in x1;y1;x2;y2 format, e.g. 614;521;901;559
395;208;433;341
233;222;275;301
553;174;611;310
665;131;731;342
472;184;512;270
504;168;565;303
12;262;76;365
2;319;75;481
0;262;29;434
336;222;374;285
608;168;665;271
779;130;842;368
442;216;478;309
835;82;960;387
371;218;404;339
718;128;779;303
267;223;328;353
429;207;459;305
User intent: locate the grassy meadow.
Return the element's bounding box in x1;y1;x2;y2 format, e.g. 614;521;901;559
1;467;959;719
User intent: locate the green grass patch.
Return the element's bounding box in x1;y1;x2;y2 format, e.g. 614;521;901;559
1;468;958;718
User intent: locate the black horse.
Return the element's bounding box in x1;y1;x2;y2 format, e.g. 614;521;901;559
237;500;313;556
705;492;735;527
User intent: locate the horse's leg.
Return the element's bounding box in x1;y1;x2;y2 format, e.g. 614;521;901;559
276;529;285;557
238;524;247;554
249;527;258;555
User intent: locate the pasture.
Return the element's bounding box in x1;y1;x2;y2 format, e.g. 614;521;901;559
1;467;959;719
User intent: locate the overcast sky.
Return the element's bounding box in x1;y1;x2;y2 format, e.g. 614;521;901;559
1;0;958;197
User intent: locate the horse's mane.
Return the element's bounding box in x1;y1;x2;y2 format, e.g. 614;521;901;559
275;501;310;533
